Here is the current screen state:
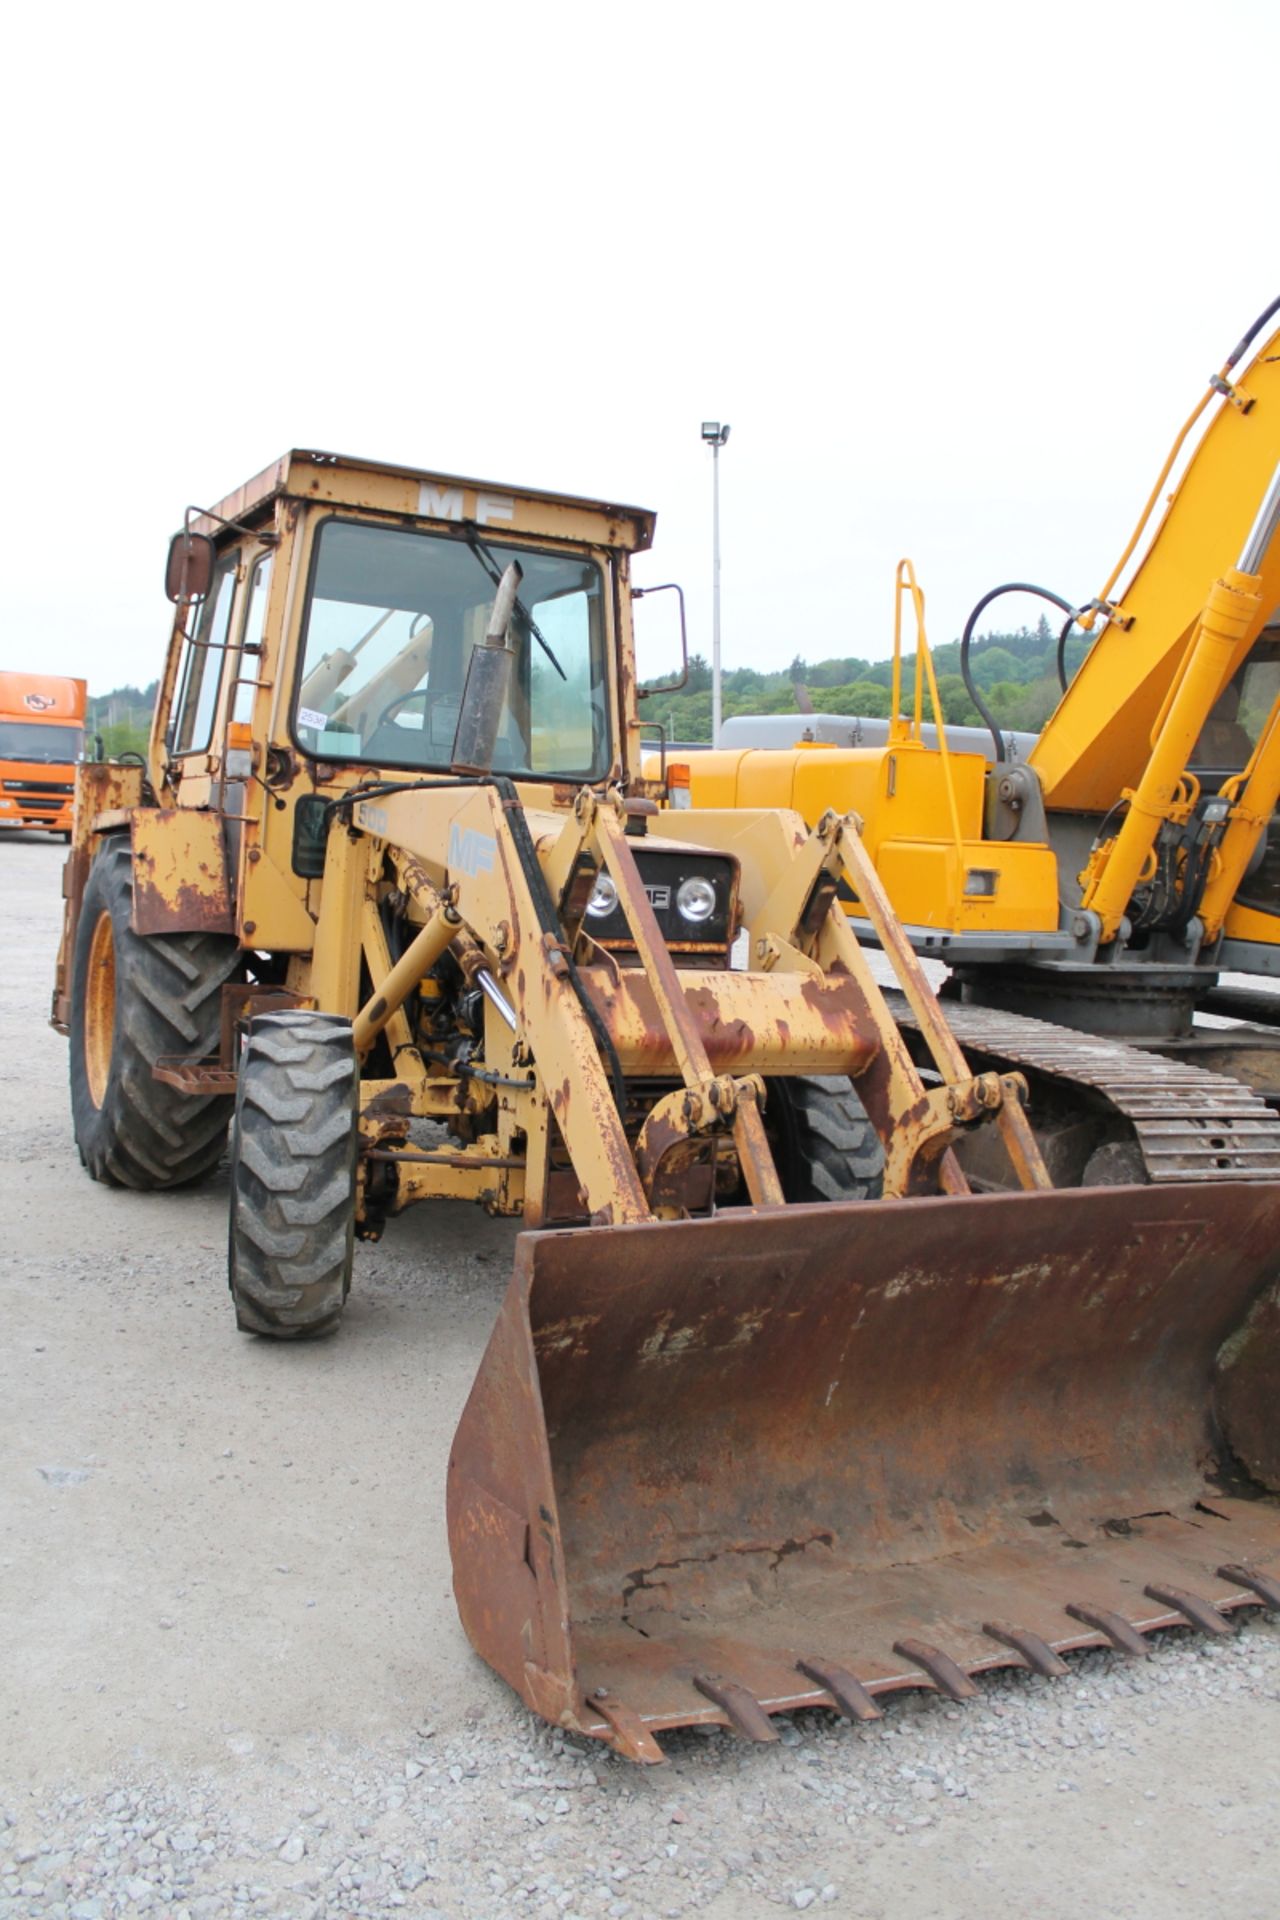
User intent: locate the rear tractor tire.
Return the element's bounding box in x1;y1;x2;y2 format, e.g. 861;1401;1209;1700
69;837;242;1188
766;1074;885;1203
229;1011;359;1340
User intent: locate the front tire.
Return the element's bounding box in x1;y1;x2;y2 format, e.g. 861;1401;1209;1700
766;1074;885;1203
69;837;242;1188
229;1012;358;1339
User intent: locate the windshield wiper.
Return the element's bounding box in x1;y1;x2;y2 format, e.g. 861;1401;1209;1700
463;528;567;681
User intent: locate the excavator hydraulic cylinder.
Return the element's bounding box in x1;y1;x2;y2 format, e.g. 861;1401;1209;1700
1082;567;1263;940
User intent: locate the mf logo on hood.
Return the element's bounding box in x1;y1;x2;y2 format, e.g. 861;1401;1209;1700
23;692;56;712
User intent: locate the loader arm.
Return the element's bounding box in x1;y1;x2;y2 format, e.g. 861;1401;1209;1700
345;781;1045;1215
349;783;651;1224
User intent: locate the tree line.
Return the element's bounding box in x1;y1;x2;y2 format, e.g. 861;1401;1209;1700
89;617;1089;758
641;617;1089;741
85;683;158;758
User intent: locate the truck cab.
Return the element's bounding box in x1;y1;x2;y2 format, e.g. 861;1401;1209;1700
0;671;86;838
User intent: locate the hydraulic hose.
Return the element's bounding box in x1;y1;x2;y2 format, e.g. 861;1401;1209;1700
959;583;1076;762
959;301;1280;754
1225;293;1280;370
1056;606;1094;694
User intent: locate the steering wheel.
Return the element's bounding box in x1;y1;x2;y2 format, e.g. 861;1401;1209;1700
374;688;430;733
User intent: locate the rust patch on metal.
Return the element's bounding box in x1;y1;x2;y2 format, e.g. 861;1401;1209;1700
1216;1280;1280;1487
981;1621;1069;1678
1217;1562;1280;1609
587;1688;665;1764
364;1082;414;1118
892;1638;980;1700
51;768;146;1028
795;1656;882;1723
1142;1583;1233;1635
130;809;234;936
152;1058;237;1094
576;965;880;1076
692;1675;779;1742
219;984;308;1067
1064;1602;1151;1657
448;1182;1280;1761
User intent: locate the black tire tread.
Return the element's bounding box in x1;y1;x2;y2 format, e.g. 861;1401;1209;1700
229;1011;358;1339
70;839;241;1189
768;1073;885;1203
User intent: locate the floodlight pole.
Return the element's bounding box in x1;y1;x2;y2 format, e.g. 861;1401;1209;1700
701;421;731;745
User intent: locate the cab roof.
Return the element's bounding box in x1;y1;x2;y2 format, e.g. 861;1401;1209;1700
192;449;656;554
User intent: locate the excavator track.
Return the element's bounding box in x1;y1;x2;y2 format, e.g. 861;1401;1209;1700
887;993;1280;1182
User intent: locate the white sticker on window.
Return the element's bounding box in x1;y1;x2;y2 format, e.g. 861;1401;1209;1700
298;706;328;732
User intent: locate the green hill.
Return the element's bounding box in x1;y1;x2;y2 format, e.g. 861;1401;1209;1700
87;617;1087;760
85;683;158;759
641;616;1089;742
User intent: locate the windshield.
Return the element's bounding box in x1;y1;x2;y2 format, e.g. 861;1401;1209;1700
0;721;82;763
294;518;611;779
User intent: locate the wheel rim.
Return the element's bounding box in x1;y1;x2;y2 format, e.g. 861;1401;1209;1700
84;909;116;1108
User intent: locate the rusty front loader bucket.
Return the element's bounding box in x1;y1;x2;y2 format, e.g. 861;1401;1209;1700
447;1183;1280;1762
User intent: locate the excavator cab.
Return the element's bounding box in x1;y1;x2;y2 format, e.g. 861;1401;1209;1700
1190;629;1280;773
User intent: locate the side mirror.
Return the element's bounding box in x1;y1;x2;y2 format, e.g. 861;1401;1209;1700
165;530;215;605
632;582;689;697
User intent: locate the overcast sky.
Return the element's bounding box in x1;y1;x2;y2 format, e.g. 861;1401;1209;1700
3;0;1277;697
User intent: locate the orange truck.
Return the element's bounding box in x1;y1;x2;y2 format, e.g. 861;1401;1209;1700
0;673;87;838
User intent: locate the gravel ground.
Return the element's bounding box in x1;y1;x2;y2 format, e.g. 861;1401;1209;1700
4;831;1280;1920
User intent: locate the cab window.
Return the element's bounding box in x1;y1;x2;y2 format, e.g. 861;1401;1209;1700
232;554;273;724
173;554;238;754
1190;633;1280;771
293;518;610;780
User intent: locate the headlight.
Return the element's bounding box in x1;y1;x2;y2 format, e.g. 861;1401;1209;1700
676;875;717;923
586;873;619;919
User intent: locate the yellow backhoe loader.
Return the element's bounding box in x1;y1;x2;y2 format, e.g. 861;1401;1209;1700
677;296;1280;1188
52;450;1280;1760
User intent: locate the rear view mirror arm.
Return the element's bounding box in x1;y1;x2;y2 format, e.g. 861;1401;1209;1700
632;582;689;697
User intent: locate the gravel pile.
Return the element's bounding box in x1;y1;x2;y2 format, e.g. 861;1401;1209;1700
4;1616;1278;1920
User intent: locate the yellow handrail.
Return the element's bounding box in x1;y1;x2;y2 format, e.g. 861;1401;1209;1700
893;560;966;859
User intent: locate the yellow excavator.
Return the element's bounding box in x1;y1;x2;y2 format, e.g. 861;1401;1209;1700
678;296;1280;1188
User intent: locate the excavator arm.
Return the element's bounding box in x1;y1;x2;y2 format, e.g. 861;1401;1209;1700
1030;301;1280;814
